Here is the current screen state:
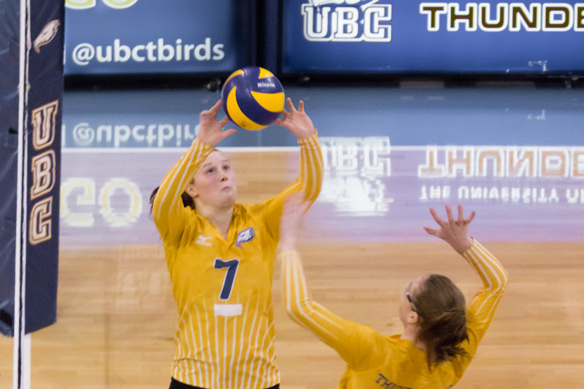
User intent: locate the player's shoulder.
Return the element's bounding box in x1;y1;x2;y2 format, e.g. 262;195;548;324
237;200;272;216
233;203;266;226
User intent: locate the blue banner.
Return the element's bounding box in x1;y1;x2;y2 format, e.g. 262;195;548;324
282;0;584;74
24;0;64;334
64;0;248;75
0;0;63;336
0;0;20;337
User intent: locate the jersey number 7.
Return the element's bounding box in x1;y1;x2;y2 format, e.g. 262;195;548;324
214;259;240;300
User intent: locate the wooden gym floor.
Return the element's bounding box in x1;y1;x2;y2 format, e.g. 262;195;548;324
1;84;583;388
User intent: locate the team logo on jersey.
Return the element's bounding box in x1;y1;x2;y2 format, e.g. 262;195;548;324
33;20;61;54
196;235;213;246
236;227;255;247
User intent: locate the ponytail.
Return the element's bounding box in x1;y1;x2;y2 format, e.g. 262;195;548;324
149;186;196;215
411;274;470;368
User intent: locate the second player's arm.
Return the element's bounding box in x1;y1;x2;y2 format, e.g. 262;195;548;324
460;241;509;357
280;249;383;369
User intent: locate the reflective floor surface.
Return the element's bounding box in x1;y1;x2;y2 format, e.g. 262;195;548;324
61;84;584;244
1;83;583;388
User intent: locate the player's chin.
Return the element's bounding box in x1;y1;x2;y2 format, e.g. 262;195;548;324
218;189;237;205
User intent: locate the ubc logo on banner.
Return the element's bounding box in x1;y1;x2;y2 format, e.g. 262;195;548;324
302;0;392;42
29;101;59;245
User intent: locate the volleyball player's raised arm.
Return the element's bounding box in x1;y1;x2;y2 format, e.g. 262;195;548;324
152;100;236;241
278;195;383;369
274;98;323;202
459;240;508;356
259;99;323;240
424;204;509;357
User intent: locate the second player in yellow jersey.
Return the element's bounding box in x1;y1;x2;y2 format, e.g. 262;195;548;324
278;200;508;389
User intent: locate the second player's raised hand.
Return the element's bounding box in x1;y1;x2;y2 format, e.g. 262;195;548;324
423;204;475;254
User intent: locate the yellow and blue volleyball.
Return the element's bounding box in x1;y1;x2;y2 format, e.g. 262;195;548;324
221;67;285;130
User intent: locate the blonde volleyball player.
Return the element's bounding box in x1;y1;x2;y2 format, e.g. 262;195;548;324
279;198;508;389
151;98;323;389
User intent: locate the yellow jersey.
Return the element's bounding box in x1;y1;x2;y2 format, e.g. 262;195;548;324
153;134;323;389
281;241;508;389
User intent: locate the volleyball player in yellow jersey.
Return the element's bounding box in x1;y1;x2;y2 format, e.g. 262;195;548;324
151;98;323;389
279;199;508;389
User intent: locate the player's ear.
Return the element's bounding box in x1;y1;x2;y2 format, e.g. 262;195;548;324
185;179;197;198
407;311;419;325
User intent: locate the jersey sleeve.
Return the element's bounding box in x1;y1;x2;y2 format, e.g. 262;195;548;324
260;134;323;240
152;139;214;243
461;240;509;357
280;250;388;370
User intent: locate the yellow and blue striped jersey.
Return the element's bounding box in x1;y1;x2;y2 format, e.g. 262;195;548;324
153;134;323;389
281;240;508;389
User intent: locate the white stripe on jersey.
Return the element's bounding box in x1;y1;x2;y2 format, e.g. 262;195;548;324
230;315;238;389
234;304;249;389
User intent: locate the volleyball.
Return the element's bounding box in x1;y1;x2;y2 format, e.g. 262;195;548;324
221;66;285;130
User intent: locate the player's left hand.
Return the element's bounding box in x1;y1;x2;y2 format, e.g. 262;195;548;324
274;98;316;140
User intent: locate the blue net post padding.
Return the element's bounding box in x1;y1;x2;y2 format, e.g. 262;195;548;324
0;0;21;338
0;0;64;337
